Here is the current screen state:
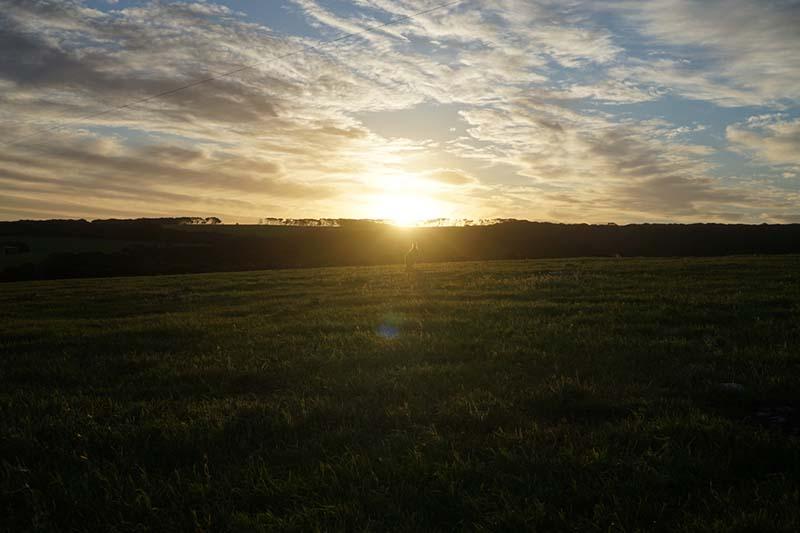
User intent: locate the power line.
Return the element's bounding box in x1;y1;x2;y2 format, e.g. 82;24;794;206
2;0;463;149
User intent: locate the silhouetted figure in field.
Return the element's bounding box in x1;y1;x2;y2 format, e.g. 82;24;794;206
405;242;420;282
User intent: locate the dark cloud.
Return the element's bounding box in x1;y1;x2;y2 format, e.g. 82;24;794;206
0;24;98;88
610;176;751;215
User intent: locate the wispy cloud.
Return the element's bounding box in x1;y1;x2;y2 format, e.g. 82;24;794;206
727;116;800;168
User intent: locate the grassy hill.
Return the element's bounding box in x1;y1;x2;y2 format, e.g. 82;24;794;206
1;256;799;531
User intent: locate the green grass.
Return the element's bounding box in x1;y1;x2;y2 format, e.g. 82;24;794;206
1;256;799;532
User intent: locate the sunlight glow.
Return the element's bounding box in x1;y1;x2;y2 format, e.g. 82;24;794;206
368;192;446;227
361;171;452;226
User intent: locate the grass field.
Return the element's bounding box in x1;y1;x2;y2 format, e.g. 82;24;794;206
2;256;799;531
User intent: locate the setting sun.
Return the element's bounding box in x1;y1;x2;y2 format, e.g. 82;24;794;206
368;192;446;226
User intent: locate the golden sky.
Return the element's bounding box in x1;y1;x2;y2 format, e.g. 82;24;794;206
1;0;799;224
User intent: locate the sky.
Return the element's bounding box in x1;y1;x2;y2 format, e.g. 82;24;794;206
0;0;799;224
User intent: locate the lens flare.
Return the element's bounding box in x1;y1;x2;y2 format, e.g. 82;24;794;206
376;312;404;339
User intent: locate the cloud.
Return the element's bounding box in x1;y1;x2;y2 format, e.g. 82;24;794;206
424;168;478;186
0;0;424;219
448;93;787;222
486;1;622;67
609;175;751;215
562;80;661;104
608;59;769;107
614;0;800;106
727;117;800;167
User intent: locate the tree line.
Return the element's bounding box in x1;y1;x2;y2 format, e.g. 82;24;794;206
2;218;799;281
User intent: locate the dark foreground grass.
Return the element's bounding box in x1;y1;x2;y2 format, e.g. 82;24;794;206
1;256;799;532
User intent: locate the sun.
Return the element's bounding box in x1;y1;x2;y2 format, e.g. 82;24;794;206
369;192;445;227
360;170;453;226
